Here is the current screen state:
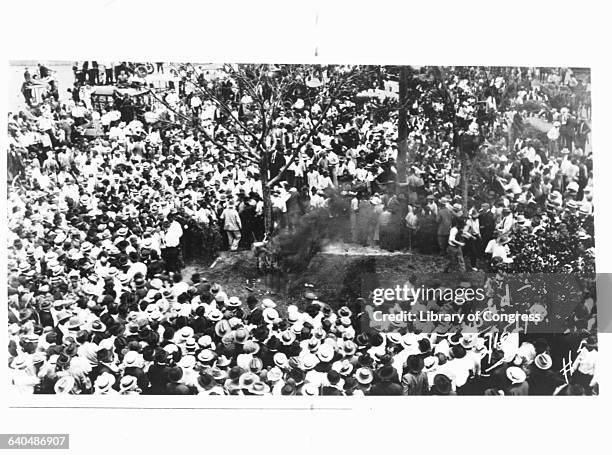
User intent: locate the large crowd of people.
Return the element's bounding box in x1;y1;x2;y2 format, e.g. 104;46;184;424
7;63;597;395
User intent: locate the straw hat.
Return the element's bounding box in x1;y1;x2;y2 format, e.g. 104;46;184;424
355;367;374;385
54;376;76;394
534;353;552;370
506;366;527;384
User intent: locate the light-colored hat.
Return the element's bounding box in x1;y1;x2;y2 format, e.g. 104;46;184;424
11;355;29;370
178;355;197;369
267;367;284;383
238;372;259;389
355;367;374;385
119;375;139;392
261;298;277;309
273;352;289;368
94;372;116;392
460;333;477;349
423;356;439;371
332;359;354;376
198;335;213;349
506;366;527;384
300;353;319;370
566;181;579;193
534;353;552;370
263;308;279;324
227;296;242;307
197;349;216;363
317;344;335;362
54;375;76;394
248;381;271;395
122;351;141;368
208;309;223;322
177;326;194;341
301;383;319;396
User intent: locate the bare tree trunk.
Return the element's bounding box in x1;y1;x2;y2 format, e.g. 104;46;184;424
259;152;274;238
461;151;469;213
396;66;409;192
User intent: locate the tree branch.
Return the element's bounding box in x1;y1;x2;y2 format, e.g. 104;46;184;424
180;63;261;144
267;94;333;188
266;68;361;187
222;63;269;153
147;88;259;165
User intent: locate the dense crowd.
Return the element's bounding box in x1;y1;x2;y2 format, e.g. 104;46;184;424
7;63;597;395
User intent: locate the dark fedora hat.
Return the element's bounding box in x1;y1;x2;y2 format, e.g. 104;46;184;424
97;348;114;364
166;366;183;383
56;353;71;369
432;374;453;395
376;364;397;382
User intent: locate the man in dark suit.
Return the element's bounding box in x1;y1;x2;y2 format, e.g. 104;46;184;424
528;353;565;395
145;351;171;395
478;203;496;252
369;365;403;395
89;349;118;384
436;198;453;256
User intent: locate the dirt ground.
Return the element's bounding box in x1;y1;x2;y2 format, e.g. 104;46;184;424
182;245;483;312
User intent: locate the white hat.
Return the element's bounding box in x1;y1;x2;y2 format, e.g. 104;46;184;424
263;307;279;324
54;375;76;394
150;278;163;289
11;355;29;370
122;351;141;368
286;305;299;314
423;356;439;371
300;353;319;370
355;367;374;385
178;355;197;369
506;366;527;384
566;181;579;193
227;296;242;307
198;335;213;348
119;375;139;392
94;372;116;392
401;333;418;348
534;353;552;370
301;383;319;396
262;298;277;308
177;326;194;341
273;352;288;368
317;344;335;362
267;367;284;383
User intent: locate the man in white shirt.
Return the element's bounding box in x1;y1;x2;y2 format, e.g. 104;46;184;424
485;234;512;264
316;171;334;191
440;347;473;392
327;150;340;186
221;201;242;251
463;208;481;271
71;102;88;126
126;252;147;281
162;215;184;273
496;207;514;234
501;173;522;197
306;166;320;191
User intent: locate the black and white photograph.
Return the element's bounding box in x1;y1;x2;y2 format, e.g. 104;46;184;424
1;1;611;454
6;60;598;397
